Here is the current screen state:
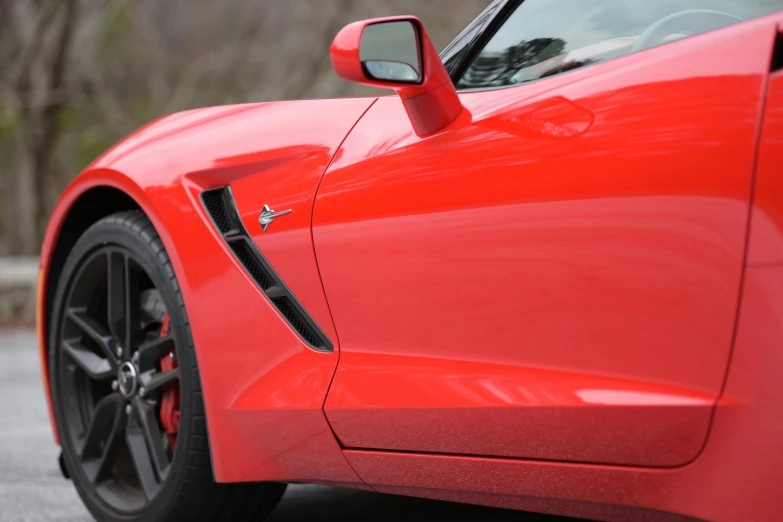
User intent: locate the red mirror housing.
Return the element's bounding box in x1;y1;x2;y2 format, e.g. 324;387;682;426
331;16;464;137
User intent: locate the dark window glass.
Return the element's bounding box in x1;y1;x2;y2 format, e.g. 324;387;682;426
457;0;783;90
440;0;504;76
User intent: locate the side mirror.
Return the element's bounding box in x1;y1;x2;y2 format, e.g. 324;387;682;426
331;17;464;137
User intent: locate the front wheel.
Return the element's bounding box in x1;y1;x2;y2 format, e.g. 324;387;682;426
49;210;286;522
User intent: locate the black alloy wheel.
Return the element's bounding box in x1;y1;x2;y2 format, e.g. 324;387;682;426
50;211;285;522
57;244;177;512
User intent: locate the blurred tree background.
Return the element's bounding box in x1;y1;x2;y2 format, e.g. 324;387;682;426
0;0;489;256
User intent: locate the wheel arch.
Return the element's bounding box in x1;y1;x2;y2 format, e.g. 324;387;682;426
44;186;140;357
38;172;187;445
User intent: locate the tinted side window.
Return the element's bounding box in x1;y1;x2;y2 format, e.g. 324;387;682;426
440;0;504;76
457;0;783;90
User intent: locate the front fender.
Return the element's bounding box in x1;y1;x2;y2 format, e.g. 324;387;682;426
39;97;376;485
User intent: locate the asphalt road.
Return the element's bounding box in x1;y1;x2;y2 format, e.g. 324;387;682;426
0;331;573;522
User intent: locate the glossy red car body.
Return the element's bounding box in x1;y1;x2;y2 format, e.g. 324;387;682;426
38;8;783;522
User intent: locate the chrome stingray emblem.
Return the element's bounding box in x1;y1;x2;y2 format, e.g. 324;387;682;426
258;205;292;232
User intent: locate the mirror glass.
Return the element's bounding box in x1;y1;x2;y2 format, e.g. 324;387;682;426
360;21;421;83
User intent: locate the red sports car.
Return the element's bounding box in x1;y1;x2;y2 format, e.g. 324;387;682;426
38;1;783;521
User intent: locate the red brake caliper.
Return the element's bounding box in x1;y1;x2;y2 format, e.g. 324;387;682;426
158;315;180;450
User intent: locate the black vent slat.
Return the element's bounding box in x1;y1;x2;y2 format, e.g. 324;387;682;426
200;187;332;352
224;229;242;240
265;285;286;299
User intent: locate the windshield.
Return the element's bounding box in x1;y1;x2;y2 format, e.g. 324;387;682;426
457;0;783;89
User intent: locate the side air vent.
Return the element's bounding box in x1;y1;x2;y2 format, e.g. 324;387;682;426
200;187;333;352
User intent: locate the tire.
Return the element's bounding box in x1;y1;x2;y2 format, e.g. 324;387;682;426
49;210;286;522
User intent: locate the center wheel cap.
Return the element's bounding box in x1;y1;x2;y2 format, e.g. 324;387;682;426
118;361;139;397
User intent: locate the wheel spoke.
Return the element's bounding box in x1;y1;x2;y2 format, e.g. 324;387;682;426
83;400;128;484
136;336;175;373
132;397;170;480
80;393;124;459
107;252;126;348
124;256;141;353
62;339;113;380
126;415;160;500
107;252;142;352
142;368;179;395
67;308;116;365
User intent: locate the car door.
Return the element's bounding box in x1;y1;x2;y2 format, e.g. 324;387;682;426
313;0;781;468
